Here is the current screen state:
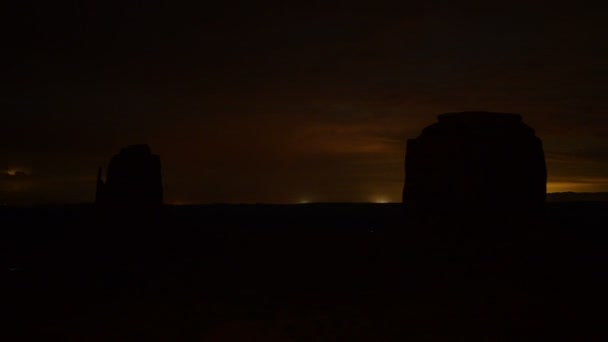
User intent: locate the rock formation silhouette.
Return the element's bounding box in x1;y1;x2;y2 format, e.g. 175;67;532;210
403;112;546;219
96;144;163;208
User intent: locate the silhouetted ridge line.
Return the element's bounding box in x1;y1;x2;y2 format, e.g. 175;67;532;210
403;111;546;220
96;144;163;208
438;111;522;123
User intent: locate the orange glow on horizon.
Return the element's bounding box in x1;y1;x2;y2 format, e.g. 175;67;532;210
547;181;608;193
371;196;392;203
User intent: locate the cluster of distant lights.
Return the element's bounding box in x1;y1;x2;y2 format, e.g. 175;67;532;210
167;198;395;205
298;197;392;204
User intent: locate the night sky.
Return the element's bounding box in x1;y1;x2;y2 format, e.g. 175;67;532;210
3;1;608;204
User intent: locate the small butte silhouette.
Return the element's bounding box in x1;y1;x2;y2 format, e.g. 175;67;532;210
96;144;163;208
403;111;547;220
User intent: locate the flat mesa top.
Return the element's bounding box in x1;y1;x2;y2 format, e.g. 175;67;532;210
119;144;152;156
438;111;522;123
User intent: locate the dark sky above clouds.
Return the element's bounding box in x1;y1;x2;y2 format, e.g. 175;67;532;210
2;1;608;204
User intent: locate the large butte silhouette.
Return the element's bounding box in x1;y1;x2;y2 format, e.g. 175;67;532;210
96;144;163;207
403;112;546;219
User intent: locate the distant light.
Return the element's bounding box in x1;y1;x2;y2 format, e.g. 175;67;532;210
372;196;390;204
6;168;29;177
299;199;310;204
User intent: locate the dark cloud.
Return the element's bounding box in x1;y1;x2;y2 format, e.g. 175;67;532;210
547;147;608;165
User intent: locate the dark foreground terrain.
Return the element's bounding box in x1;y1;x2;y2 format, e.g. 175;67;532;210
4;203;608;341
